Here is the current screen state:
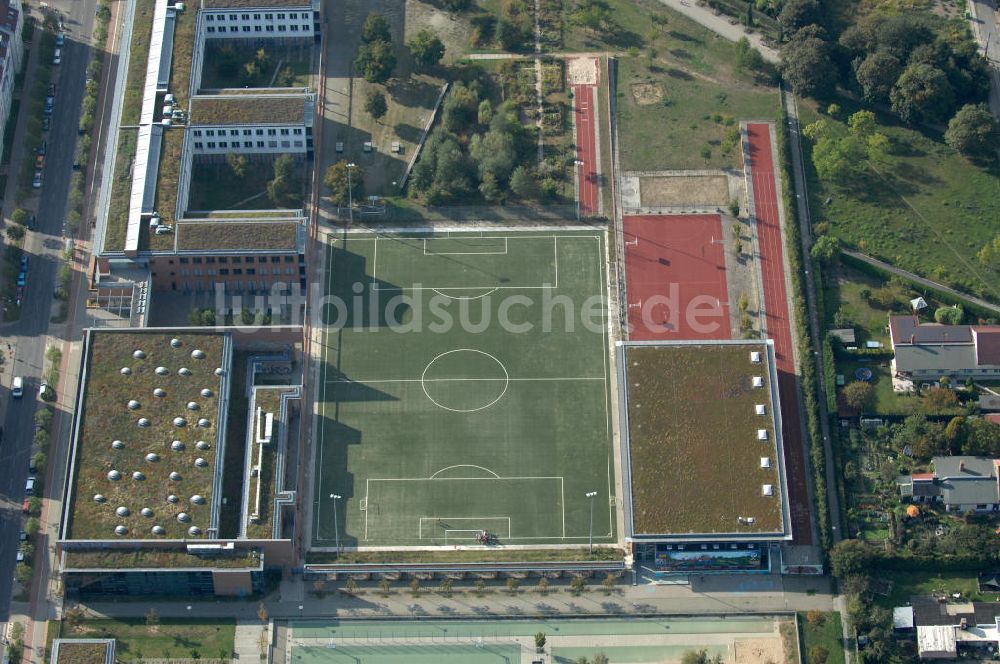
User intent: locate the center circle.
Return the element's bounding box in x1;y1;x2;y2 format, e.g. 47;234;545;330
421;349;509;413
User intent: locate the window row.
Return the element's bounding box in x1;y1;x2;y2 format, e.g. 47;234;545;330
206;24;310;33
206;11;305;20
193;140;303;149
193;128;303;137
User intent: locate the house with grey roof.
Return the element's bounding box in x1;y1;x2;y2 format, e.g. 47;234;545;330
899;456;1000;513
889;316;1000;381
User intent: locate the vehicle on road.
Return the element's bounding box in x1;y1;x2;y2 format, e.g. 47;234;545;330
11;376;23;398
17;531;26;543
38;141;46;156
31;171;41;189
55;31;65;46
28;457;36;474
52;48;61;65
20;255;28;272
16;272;25;287
15;551;23;563
24;477;35;496
41;116;49;131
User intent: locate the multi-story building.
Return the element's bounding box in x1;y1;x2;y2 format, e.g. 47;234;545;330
91;0;317;302
0;0;23;163
57;328;303;597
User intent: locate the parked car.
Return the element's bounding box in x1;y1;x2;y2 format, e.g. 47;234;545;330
31;171;41;189
11;376;23;398
20;255;28;272
24;477;35;496
38;381;49;399
55;31;65;47
34;154;43;170
38;141;46;156
41;117;49;131
17;531;26;542
21;499;29;513
16;272;25;287
52;48;61;65
28;457;36;474
27;214;35;229
15;551;23;563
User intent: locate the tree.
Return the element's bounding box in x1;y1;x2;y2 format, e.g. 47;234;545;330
843;381;875;411
506;577;520;594
923;387;959;413
806;610;827;627
829;539;872;578
855;50;903;103
847;110;877;138
10;208;28;226
470;129;517;183
442;83;480;134
510;165;540;199
934;305;964;325
681;650;723;664
257;601;268;624
24;517;40;536
355;40;396;84
810;133;865;183
810;235;840;263
962;418;1000;456
361;13;391;43
409;578;421;595
441;0;471;10
145;607;160;629
808;645;830;664
344;577;358;595
780;35;839;97
324;161;365;208
778;0;820;32
227;153;248;179
537;576;550;594
364;90;388;121
736;37;768;77
496;17;531;50
570;575;587;595
439;578;453;595
570;0;616;35
602;573;616;593
408;30;445;68
534;632;547;651
890;62;955;124
379;578;391;595
945;104;999;158
6;225;25;242
592;655;609;664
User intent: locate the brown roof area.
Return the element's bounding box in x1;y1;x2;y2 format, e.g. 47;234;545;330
625;343;785;536
974;327;1000;366
189;95;306;125
176;221;299;251
889;315;973;345
202;0;311;8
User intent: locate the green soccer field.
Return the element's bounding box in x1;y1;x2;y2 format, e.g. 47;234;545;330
314;230;615;549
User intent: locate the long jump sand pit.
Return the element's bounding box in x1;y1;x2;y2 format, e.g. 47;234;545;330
640;173;731;208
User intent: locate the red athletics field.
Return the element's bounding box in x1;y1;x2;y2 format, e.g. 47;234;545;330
747;122;813;545
573;85;599;216
623;214;731;341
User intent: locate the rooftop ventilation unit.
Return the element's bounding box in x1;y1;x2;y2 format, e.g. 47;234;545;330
191;349;205;359
762;484;774;496
115;525;128;536
112;440;125;449
755;404;766;416
156;366;169;376
750;351;762;363
760;457;771;469
133;350;146;359
120;367;132;375
154;388;166;397
170;337;182;347
752;376;764;388
757;429;768;441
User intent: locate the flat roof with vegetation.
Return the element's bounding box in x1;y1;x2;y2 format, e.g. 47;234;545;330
176;221;299;251
52;639;114;664
244;387;294;540
623;342;786;538
62;548;261;570
65;331;230;541
189;95;306;125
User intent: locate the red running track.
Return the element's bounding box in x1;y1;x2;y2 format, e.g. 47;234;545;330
623;214;731;341
746;122;813;545
573;85;599;217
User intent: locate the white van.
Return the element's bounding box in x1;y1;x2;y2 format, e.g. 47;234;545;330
11;376;23;398
24;477;35;495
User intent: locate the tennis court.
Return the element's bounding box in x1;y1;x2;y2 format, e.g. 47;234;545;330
315;230;615;548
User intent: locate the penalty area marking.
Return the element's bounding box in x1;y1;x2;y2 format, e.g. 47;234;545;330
423;237;509;255
419;516;512;539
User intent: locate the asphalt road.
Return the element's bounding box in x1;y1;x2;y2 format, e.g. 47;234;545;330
0;0;96;622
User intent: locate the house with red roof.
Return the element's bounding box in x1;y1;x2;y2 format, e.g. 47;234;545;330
889;316;1000;382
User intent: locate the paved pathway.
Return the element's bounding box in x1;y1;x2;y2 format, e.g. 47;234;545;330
843;249;1000;316
654;0;780;63
234;620;267;662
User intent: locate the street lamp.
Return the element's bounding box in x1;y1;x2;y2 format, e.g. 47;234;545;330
330;493;342;553
346;163;356;226
586;491;597;553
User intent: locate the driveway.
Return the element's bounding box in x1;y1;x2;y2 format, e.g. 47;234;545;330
654;0;780;63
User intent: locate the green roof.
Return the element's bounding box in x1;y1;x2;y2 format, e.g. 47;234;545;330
624;343;785;537
66;331;229;540
189;95;306;125
175;221;299;251
63;548;261;569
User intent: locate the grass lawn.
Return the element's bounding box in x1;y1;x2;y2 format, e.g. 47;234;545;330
798;612;845;664
60;619;235;660
121;0;156;125
878;571;992;608
799;98;1000;303
200;40;314;89
822;266;893;346
837;360;926;417
615;47;778;170
316;231;614;549
186;161;302;212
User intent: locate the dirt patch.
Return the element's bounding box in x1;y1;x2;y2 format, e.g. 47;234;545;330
567;57;599;85
734;637;785;664
639;174;730;207
630;82;663;105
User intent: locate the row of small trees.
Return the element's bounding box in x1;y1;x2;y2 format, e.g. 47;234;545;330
354;13;445;85
337;573;620;597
